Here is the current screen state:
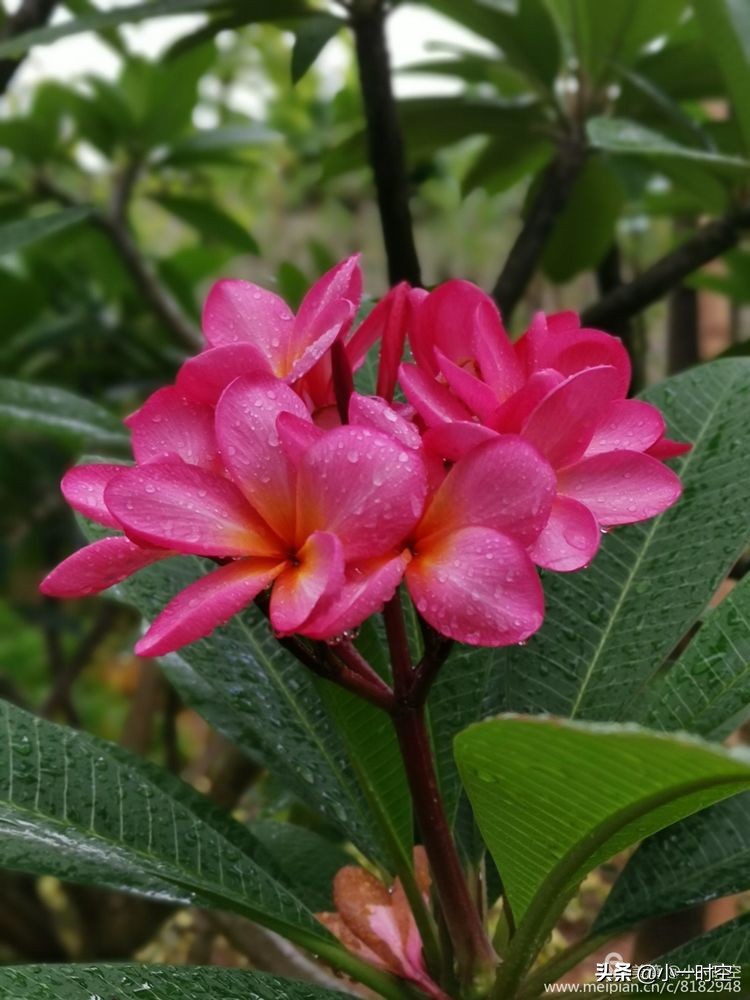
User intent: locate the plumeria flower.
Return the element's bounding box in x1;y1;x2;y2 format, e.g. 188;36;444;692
43;374;427;655
317;848;449;1000
400;280;686;571
172;255;365;414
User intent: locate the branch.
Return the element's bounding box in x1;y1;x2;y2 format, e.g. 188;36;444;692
492;136;586;322
36;172;202;350
41;603;119;718
350;1;422;286
582;208;750;331
0;0;58;94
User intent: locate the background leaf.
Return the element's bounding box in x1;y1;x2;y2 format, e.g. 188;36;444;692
0;379;129;450
0;207;92;256
692;0;750;153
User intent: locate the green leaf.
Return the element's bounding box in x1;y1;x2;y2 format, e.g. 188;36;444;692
0;0;235;59
314;678;413;870
640;574;750;740
291;15;343;84
0;207;91;256
693;0;750;153
0;966;351;1000
594;792;750;937
632;37;725;101
152;194;259;254
0;699;331;949
0;379;129;450
656;912;750;965
83;546;386;863
158;123;280;166
463;135;554;196
542;158;625;282
249;820;350;912
455;715;750;991
586;117;750;171
487;359;750;722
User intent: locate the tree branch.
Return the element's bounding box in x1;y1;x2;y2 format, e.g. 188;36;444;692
0;0;58;94
350;1;422;286
492;136;586;322
36;171;202;350
582;208;750;331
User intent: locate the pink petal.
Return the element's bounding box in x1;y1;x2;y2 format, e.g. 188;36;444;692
349;392;422;450
490;369;564;434
270;531;344;635
417;436;556;547
435;349;500;423
409;280;494;374
521;366;623;469
277;411;325;465
40;536;170;598
202;279;295;374
299;552;409;640
215;374;310;541
61;463;128;528
176;344;272;406
297;426;427;561
295;255;362;336
528;496;600;571
584;399;665;457
136;557;285;657
422;421;497;462
558;450;683;526
126;387;219;470
287;298;355;384
472;298;523;401
399;362;473;426
346;282;409;382
105;462;278;557
406;526;544;646
647;437;692;460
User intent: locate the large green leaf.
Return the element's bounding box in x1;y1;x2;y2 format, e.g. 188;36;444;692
656;913;750;965
291;15;344;84
491;359;750;721
0;379;129;450
455;716;750;993
587;117;750;171
0;207;91;256
158;123;280;167
0;965;352;1000
693;0;750;153
152;194;259;254
640;573;750;740
0;699;328;949
84;545;385;863
594;792;750;936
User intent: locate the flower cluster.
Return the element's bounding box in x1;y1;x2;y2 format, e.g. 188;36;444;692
41;256;686;654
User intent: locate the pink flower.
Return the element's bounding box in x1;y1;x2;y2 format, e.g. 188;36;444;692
400;281;687;572
317;848;449;1000
174;255;364;412
43;375;427;656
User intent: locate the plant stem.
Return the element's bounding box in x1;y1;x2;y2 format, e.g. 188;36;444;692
384;593;496;994
393;706;497;995
350;1;422;286
0;0;58;93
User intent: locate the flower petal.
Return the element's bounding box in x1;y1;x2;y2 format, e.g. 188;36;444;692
136;557;285;657
346;283;410;400
406;526;544;646
61;463;128;528
418;436;556;546
215;374;310;540
40;536;169;598
472;298;523;401
435;349;500;423
490;369;564;434
270;531;345;635
399;362;473;426
126;387;219;470
332;865;404;972
287;298;354;383
409;279;494;374
105;461;278;557
558;450;683;525
297;426;427;560
277;411;325;465
176;344;272;405
202;279;295;374
295;254;362;337
647;436;692;460
528;496;601;571
584;399;665;457
299;552;409;640
349;392;422;449
521;365;622;469
422;421;497;462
